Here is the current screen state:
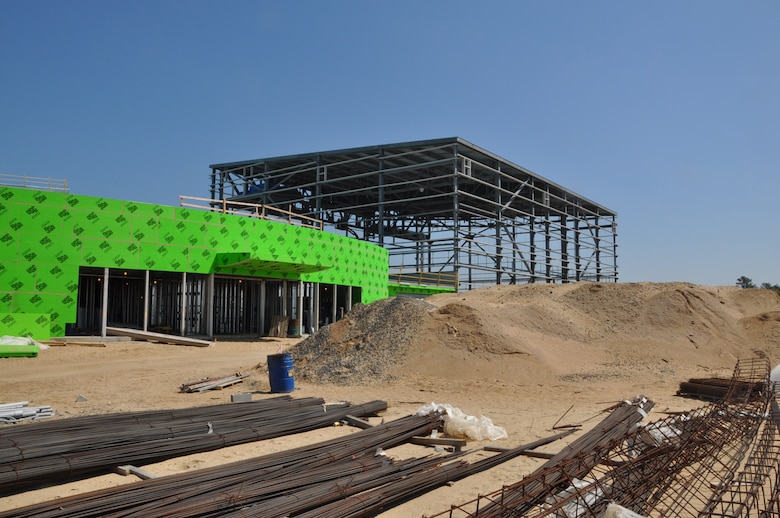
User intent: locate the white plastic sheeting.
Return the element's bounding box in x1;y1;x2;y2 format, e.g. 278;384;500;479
602;503;647;518
0;335;48;349
415;402;508;441
544;478;605;518
770;364;780;387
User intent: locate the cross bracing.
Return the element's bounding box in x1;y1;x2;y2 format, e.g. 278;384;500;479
209;137;618;290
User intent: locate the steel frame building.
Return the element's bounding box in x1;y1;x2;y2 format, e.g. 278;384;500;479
210;137;618;290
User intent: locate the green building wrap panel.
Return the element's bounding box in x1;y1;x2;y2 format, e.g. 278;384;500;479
0;186;389;337
0;313;50;340
0;293;11;313
130;215;161;243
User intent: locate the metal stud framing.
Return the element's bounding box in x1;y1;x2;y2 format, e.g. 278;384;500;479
209;137;618;290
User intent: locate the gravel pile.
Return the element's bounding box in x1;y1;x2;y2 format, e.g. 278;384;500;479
290;296;434;385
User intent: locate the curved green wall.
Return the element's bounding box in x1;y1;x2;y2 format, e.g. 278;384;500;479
0;186;389;338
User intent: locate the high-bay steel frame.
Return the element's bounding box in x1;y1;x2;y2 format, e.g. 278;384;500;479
209;137;618;290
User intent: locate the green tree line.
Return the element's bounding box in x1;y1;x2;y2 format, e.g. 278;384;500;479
737;276;780;295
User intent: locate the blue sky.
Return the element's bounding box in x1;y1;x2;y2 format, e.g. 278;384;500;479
2;1;778;286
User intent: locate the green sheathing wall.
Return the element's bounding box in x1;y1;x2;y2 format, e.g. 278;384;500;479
301;235;388;303
0;313;50;340
0;187;389;337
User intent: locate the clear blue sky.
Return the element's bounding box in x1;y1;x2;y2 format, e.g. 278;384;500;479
2;1;778;286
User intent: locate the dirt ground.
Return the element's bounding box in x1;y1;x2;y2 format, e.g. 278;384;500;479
2;282;780;516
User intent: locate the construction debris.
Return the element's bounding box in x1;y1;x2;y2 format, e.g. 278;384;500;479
426;357;780;517
0;402;54;424
179;372;251;392
5;356;780;516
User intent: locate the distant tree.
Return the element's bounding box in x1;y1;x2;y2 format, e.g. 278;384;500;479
760;282;780;296
736;276;756;288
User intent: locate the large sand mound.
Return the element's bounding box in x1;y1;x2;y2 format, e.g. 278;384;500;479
291;282;780;386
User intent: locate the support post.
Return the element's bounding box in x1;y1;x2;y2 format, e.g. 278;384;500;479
143;270;150;332
206;274;215;338
529;217;536;283
101;267;109;337
452;147;461;289
378;151;385;245
259;280;266;337
313;283;320;331
545;218;552;282
180;272;187;336
495;170;502;285
331;284;338;323
560;215;568;283
297;280;304;336
282;280;288;317
574;217;581;281
595;221;602;282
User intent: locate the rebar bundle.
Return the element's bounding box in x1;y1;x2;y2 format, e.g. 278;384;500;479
0;396;387;494
1;412;442;517
293;430;577;518
428;357;780;518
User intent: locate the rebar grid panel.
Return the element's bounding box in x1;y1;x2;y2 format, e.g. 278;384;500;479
209;137;618;290
426;358;778;518
703;400;780;517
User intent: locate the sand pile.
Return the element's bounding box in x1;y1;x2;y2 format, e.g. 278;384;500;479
291;282;780;386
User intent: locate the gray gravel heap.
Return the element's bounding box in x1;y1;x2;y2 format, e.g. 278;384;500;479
290;296;434;385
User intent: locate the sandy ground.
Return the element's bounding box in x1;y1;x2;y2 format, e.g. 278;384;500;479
2;282;780;516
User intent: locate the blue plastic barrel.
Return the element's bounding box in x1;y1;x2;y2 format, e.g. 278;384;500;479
267;353;295;393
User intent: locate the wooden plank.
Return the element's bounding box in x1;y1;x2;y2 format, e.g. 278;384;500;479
410;436;467;452
344;415;374;429
115;465;157;480
106;327;213;347
41;340;107;347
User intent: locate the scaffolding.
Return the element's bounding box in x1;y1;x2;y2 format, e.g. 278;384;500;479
209;137;618;290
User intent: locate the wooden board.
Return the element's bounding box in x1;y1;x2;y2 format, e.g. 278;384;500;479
105;327;213;347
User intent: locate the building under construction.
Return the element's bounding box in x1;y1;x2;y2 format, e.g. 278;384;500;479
0;139;618;340
209;137;619;291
